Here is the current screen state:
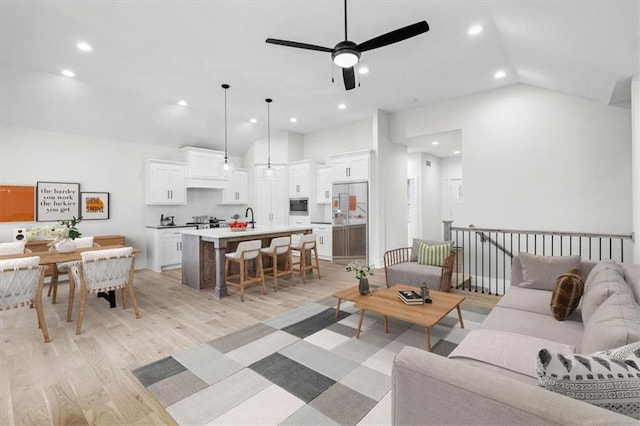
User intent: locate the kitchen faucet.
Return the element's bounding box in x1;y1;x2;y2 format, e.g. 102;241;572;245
245;207;255;229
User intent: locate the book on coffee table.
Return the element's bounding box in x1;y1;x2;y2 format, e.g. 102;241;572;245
398;290;425;305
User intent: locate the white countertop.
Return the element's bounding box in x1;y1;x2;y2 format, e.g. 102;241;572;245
181;225;313;241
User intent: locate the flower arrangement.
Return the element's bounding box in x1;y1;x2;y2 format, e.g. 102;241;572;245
346;262;375;280
27;216;83;245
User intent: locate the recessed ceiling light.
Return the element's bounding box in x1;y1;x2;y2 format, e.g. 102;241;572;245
432;141;439;145
76;42;92;52
358;66;369;75
468;25;483;36
338;103;346;110
178;100;188;107
249;118;257;124
454;150;461;155
290;117;297;123
61;69;75;78
494;70;506;79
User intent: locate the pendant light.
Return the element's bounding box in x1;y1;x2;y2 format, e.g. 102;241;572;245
264;98;275;180
220;83;234;177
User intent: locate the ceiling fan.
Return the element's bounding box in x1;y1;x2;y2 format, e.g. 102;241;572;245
266;0;429;90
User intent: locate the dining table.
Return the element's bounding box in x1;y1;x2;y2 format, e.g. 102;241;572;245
0;245;142;308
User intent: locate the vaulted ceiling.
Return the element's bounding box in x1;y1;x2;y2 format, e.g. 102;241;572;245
1;1;638;157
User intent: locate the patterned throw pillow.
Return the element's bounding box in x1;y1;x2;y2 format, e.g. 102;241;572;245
417;242;451;267
537;344;640;419
550;267;584;321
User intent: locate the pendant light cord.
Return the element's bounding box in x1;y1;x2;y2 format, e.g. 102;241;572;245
266;98;272;168
222;83;230;163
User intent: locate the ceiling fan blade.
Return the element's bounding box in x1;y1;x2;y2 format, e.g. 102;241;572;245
343;67;356;90
357;21;429;52
265;38;333;53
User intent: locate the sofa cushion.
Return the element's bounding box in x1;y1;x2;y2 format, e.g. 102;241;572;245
582;289;640;353
518;253;581;290
581;261;627;323
409;238;451;262
417;242;451;267
386;262;442;289
449;329;575;378
550;267;584;321
480;306;585;350
622;264;640;303
537;345;640;420
497;286;581;320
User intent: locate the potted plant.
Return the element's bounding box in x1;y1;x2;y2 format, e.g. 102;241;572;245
27;216;83;252
346;262;375;295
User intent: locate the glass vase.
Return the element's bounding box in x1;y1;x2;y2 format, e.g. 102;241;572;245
358;278;370;295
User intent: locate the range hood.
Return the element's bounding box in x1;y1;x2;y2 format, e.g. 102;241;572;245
180;146;230;189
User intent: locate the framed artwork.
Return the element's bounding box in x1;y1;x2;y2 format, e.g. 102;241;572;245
0;185;35;222
81;192;109;220
36;181;80;221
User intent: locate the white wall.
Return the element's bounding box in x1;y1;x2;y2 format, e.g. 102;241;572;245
420;153;442;240
303;119;373;163
0;126;245;268
372;110;407;266
392;84;633;235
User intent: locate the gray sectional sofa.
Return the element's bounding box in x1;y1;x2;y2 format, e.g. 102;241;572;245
392;254;640;425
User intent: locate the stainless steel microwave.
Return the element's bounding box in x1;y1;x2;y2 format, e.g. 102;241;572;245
289;198;309;216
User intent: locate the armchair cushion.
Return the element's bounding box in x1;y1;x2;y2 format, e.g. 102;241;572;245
409;238;452;262
0;241;27;255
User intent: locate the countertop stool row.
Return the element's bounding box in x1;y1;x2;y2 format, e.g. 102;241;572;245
224;234;322;302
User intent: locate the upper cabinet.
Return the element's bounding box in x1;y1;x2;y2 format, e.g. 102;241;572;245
330;151;371;183
316;165;331;204
144;160;187;205
180;146;229;189
220;168;248;205
288;160;318;198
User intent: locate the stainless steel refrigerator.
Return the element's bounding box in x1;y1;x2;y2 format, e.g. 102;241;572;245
332;182;368;265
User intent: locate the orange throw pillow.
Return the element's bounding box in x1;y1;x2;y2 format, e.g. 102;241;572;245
550;267;584;321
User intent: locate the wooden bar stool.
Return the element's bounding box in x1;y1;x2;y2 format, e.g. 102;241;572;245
225;240;266;301
260;236;294;291
291;234;321;283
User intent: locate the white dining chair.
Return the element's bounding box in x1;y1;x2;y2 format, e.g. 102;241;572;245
0;241;29;255
67;247;140;334
0;256;50;342
50;236;99;303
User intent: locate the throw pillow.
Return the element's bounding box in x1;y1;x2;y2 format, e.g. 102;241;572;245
518;253;581;291
417;242;451;267
549;267;584;321
410;238;453;262
537;347;640;419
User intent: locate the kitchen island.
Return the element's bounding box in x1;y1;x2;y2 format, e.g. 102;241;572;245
181;225;313;298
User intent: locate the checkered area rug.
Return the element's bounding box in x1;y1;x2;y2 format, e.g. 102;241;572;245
132;296;491;425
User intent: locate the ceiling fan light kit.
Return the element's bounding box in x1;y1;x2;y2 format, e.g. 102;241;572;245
266;0;429;90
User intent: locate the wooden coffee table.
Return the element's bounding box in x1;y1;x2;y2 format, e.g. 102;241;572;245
350;284;465;351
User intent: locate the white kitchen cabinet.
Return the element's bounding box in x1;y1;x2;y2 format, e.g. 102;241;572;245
288;160;322;199
316;165;332;204
330;151;370;182
146;226;196;272
220;168;248;205
144;160;187;205
256;165;288;227
313;224;332;260
180;146;229;189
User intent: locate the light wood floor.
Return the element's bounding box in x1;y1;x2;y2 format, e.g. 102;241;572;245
0;261;499;426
